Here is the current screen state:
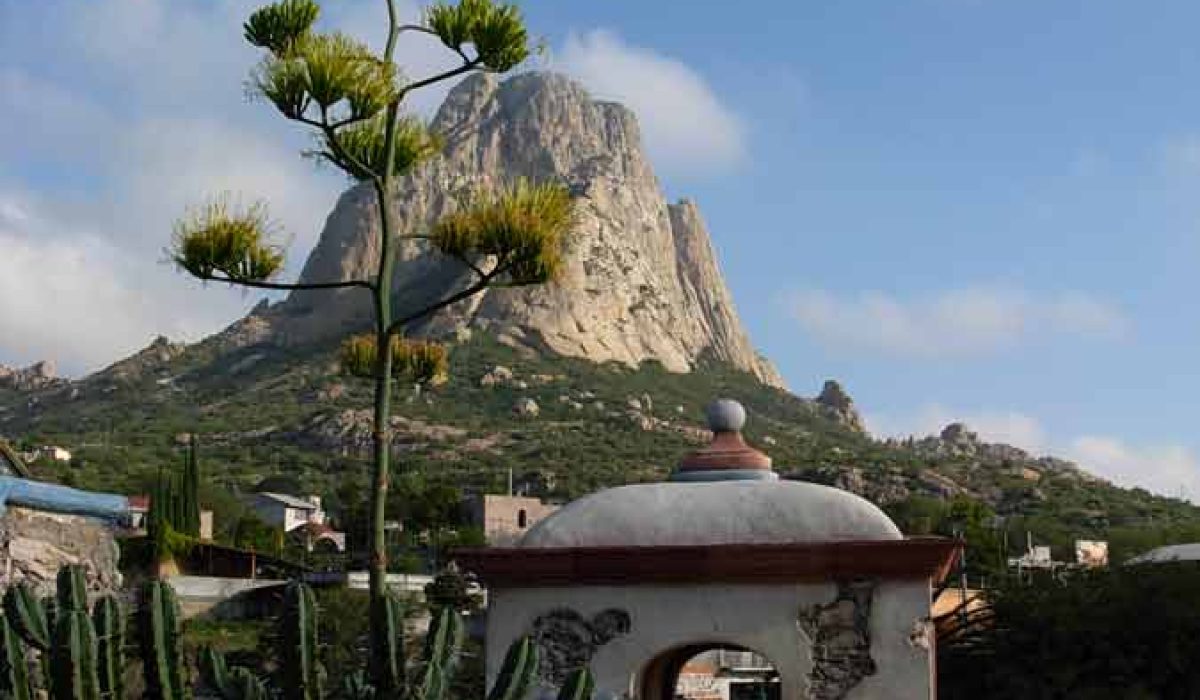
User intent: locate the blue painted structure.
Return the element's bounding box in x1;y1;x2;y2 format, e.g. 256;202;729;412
0;475;129;523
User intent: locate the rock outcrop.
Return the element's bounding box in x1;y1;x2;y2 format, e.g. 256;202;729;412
0;507;122;597
257;71;784;387
816;380;865;432
0;361;62;392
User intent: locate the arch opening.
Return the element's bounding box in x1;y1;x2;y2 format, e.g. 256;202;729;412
638;643;781;700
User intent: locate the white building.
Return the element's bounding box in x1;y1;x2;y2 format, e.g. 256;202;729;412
249;492;326;533
248;493;344;551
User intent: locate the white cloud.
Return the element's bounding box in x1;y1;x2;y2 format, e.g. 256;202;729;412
0;191;250;373
1066;437;1200;503
0;0;433;375
868;403;1048;453
790;287;1128;358
552;29;746;177
868;402;1200;503
1161;134;1200;173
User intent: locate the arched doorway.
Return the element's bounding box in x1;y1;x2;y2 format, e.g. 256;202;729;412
639;644;781;700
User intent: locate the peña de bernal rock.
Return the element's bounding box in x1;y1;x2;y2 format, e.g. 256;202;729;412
246;72;786;388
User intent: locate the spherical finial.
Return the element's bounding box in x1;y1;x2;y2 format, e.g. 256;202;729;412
705;399;746;433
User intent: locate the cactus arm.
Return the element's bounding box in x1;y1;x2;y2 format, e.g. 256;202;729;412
0;614;31;700
230;667;270;700
279;581;320;700
92;596;124;700
486;636;540;700
56;566;88;614
4;584;49;652
416;608;464;700
139;580;185;700
50;610;101;700
0;476;129;524
369;593;404;697
555;668;595;700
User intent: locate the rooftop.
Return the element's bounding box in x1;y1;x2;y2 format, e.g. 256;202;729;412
518;399;902;549
255;492;318;510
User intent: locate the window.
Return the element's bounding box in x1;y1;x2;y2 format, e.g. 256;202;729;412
518;509;528;528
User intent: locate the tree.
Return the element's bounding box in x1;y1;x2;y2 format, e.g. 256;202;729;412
167;0;575;690
939;564;1200;698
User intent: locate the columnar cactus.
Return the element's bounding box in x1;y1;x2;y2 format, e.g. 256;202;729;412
50;609;101;700
340;670;375;700
0;614;31;700
139;579;186;700
486;636;539;700
555;668;595;700
92;596;124;700
50;566;101;700
4;582;49;652
280;581;320;700
368;592;405;697
200;647;269;700
415;607;464;700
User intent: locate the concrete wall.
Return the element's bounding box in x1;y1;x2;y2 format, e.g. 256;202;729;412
167;575;286;619
485;580;933;700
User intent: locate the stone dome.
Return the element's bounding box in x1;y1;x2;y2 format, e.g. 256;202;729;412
518;398;901;549
518;480;902;548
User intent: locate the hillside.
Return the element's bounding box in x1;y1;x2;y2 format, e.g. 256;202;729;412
2;332;1199;564
2;70;1198;567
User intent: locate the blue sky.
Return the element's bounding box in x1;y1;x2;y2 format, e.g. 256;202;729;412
3;0;1200;498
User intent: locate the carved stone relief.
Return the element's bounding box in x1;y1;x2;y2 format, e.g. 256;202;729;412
529;607;632;686
798;580;877;699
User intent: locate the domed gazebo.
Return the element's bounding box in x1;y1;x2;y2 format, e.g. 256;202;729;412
457;400;960;700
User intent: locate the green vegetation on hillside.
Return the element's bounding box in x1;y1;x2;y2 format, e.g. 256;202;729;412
3;332;1200;565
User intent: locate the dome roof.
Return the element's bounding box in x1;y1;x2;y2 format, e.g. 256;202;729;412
518;479;902;548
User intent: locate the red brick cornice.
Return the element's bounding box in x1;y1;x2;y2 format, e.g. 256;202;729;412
453;538;962;588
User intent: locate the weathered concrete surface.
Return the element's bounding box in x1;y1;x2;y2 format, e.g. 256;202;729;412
485;581;934;700
519;481;902;549
0;506;121;596
167;575;287;619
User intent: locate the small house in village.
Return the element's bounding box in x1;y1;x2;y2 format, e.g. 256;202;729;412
468;493;559;545
249;492;345;551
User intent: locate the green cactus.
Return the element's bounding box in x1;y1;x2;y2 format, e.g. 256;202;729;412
0;614;31;700
368;593;405;697
44;596;59;638
55;566;88;614
414;607;464;700
138;580;186;700
49;608;101;700
200;647;269;700
486;636;540;700
226;667;270;700
280;581;320;700
92;596;124;700
555;668;595;700
4;583;49;652
341;670;375;700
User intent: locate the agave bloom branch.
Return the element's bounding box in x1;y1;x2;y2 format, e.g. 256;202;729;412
167;0;575;690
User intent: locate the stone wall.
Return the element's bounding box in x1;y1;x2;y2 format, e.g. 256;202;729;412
0;506;122;597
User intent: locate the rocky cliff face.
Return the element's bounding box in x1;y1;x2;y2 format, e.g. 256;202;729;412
262;72;784;387
0;361;62;392
0;507;121;597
